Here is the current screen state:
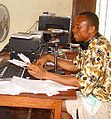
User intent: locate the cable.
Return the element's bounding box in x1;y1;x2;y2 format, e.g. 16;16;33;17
26;20;39;33
26;42;48;57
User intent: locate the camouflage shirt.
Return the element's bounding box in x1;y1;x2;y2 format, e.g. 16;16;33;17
74;33;111;101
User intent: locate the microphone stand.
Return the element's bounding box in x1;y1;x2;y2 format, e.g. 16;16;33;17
49;38;65;75
54;41;59;72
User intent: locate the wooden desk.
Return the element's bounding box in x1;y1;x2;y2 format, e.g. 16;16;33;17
0;90;76;119
0;51;77;119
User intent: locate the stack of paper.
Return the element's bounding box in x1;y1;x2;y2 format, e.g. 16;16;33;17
0;76;78;96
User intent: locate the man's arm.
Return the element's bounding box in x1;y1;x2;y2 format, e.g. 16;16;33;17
55;57;79;72
36;54;79;72
28;64;80;87
46;71;80;87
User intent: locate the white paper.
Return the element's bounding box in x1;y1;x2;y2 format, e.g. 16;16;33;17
18;53;30;63
0;81;26;95
8;59;28;67
0;76;78;96
12;76;78;96
8;53;30;68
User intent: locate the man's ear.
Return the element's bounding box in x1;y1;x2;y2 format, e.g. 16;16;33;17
89;26;96;33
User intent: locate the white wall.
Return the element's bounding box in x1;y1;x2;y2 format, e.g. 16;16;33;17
0;0;73;51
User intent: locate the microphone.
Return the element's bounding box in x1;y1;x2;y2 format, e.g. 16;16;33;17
69;43;80;48
47;38;60;44
52;29;64;34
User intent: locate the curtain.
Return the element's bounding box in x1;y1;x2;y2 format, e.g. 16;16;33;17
96;0;111;42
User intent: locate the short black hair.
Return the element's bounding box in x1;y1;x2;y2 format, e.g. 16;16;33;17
79;11;99;31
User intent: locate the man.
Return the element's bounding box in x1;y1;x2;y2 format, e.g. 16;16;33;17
28;11;111;119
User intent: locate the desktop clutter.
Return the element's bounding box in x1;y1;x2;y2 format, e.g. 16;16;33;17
0;46;77;97
0;32;79;97
8;13;72;63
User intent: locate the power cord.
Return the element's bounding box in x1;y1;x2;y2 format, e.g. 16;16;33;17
26;20;39;33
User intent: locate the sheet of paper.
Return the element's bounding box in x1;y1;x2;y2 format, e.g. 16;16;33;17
8;59;28;67
18;53;30;63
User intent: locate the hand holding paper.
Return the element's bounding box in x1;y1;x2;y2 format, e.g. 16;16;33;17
8;53;30;68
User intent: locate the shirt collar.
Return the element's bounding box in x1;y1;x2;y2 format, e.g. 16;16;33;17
80;32;101;50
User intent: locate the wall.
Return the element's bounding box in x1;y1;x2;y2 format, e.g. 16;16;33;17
70;0;96;40
72;0;96;19
0;0;73;51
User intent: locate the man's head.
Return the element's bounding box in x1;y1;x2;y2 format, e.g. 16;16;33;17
72;11;99;42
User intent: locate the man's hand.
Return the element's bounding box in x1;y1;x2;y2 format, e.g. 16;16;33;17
35;54;54;67
27;63;48;79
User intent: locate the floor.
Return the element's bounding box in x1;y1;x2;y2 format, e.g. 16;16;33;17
0;107;51;119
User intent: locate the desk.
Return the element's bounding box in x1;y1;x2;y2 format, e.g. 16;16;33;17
0;51;77;119
0;90;76;119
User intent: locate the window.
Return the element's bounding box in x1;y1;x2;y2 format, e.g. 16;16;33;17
96;0;111;42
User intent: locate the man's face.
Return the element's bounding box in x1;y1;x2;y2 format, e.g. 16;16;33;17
72;15;91;42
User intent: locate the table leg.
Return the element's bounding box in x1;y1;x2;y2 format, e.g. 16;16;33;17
53;100;62;119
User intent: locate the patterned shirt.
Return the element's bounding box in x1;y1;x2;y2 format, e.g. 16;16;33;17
73;33;111;101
